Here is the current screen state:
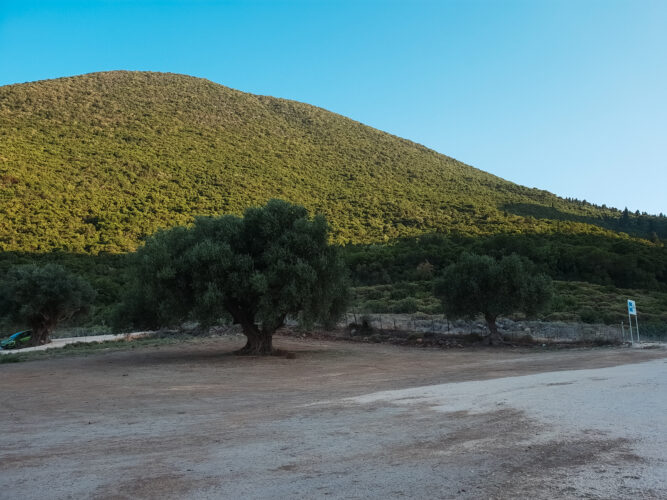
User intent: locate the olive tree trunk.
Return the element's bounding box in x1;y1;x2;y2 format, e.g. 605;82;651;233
226;303;285;355
484;313;504;346
236;321;274;355
29;317;56;346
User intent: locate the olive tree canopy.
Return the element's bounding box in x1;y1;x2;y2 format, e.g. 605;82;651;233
119;199;349;354
0;264;95;346
434;253;552;345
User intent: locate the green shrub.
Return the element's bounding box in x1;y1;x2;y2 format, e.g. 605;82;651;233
391;298;419;314
579;307;599;324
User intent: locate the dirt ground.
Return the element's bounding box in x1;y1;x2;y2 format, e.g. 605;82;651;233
1;336;666;499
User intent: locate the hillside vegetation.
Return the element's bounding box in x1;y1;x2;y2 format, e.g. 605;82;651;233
345;233;667;328
2;71;665;254
1;71;665;332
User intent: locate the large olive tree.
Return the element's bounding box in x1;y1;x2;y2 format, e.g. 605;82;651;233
0;264;95;346
434;253;552;345
120;199;349;354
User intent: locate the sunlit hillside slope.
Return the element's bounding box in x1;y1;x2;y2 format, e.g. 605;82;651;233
0;71;664;253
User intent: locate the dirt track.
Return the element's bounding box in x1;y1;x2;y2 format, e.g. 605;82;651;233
1;336;666;499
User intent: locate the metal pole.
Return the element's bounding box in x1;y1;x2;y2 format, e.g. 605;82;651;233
628;310;634;343
621;321;625;341
635;314;640;343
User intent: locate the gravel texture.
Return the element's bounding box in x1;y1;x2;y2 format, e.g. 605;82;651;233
1;337;665;499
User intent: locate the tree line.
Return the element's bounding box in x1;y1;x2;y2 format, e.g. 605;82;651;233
0;200;556;351
345;232;667;291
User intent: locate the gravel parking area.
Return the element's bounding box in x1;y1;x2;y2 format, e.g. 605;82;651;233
1;337;665;499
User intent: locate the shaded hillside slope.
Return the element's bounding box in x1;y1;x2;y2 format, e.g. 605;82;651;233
0;71;663;253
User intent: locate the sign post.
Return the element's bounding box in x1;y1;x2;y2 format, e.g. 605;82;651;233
627;299;639;343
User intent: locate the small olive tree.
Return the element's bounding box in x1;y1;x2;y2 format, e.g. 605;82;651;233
0;264;95;346
119;199;349;355
434;253;552;345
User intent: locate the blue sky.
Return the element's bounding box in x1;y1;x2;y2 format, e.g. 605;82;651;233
1;0;665;214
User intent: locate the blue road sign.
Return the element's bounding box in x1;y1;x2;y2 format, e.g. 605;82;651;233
628;299;637;315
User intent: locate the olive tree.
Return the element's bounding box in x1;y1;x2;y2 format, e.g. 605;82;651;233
434;253;552;345
0;264;95;346
119;199;349;354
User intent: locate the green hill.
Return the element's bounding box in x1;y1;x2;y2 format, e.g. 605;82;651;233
1;70;663;254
